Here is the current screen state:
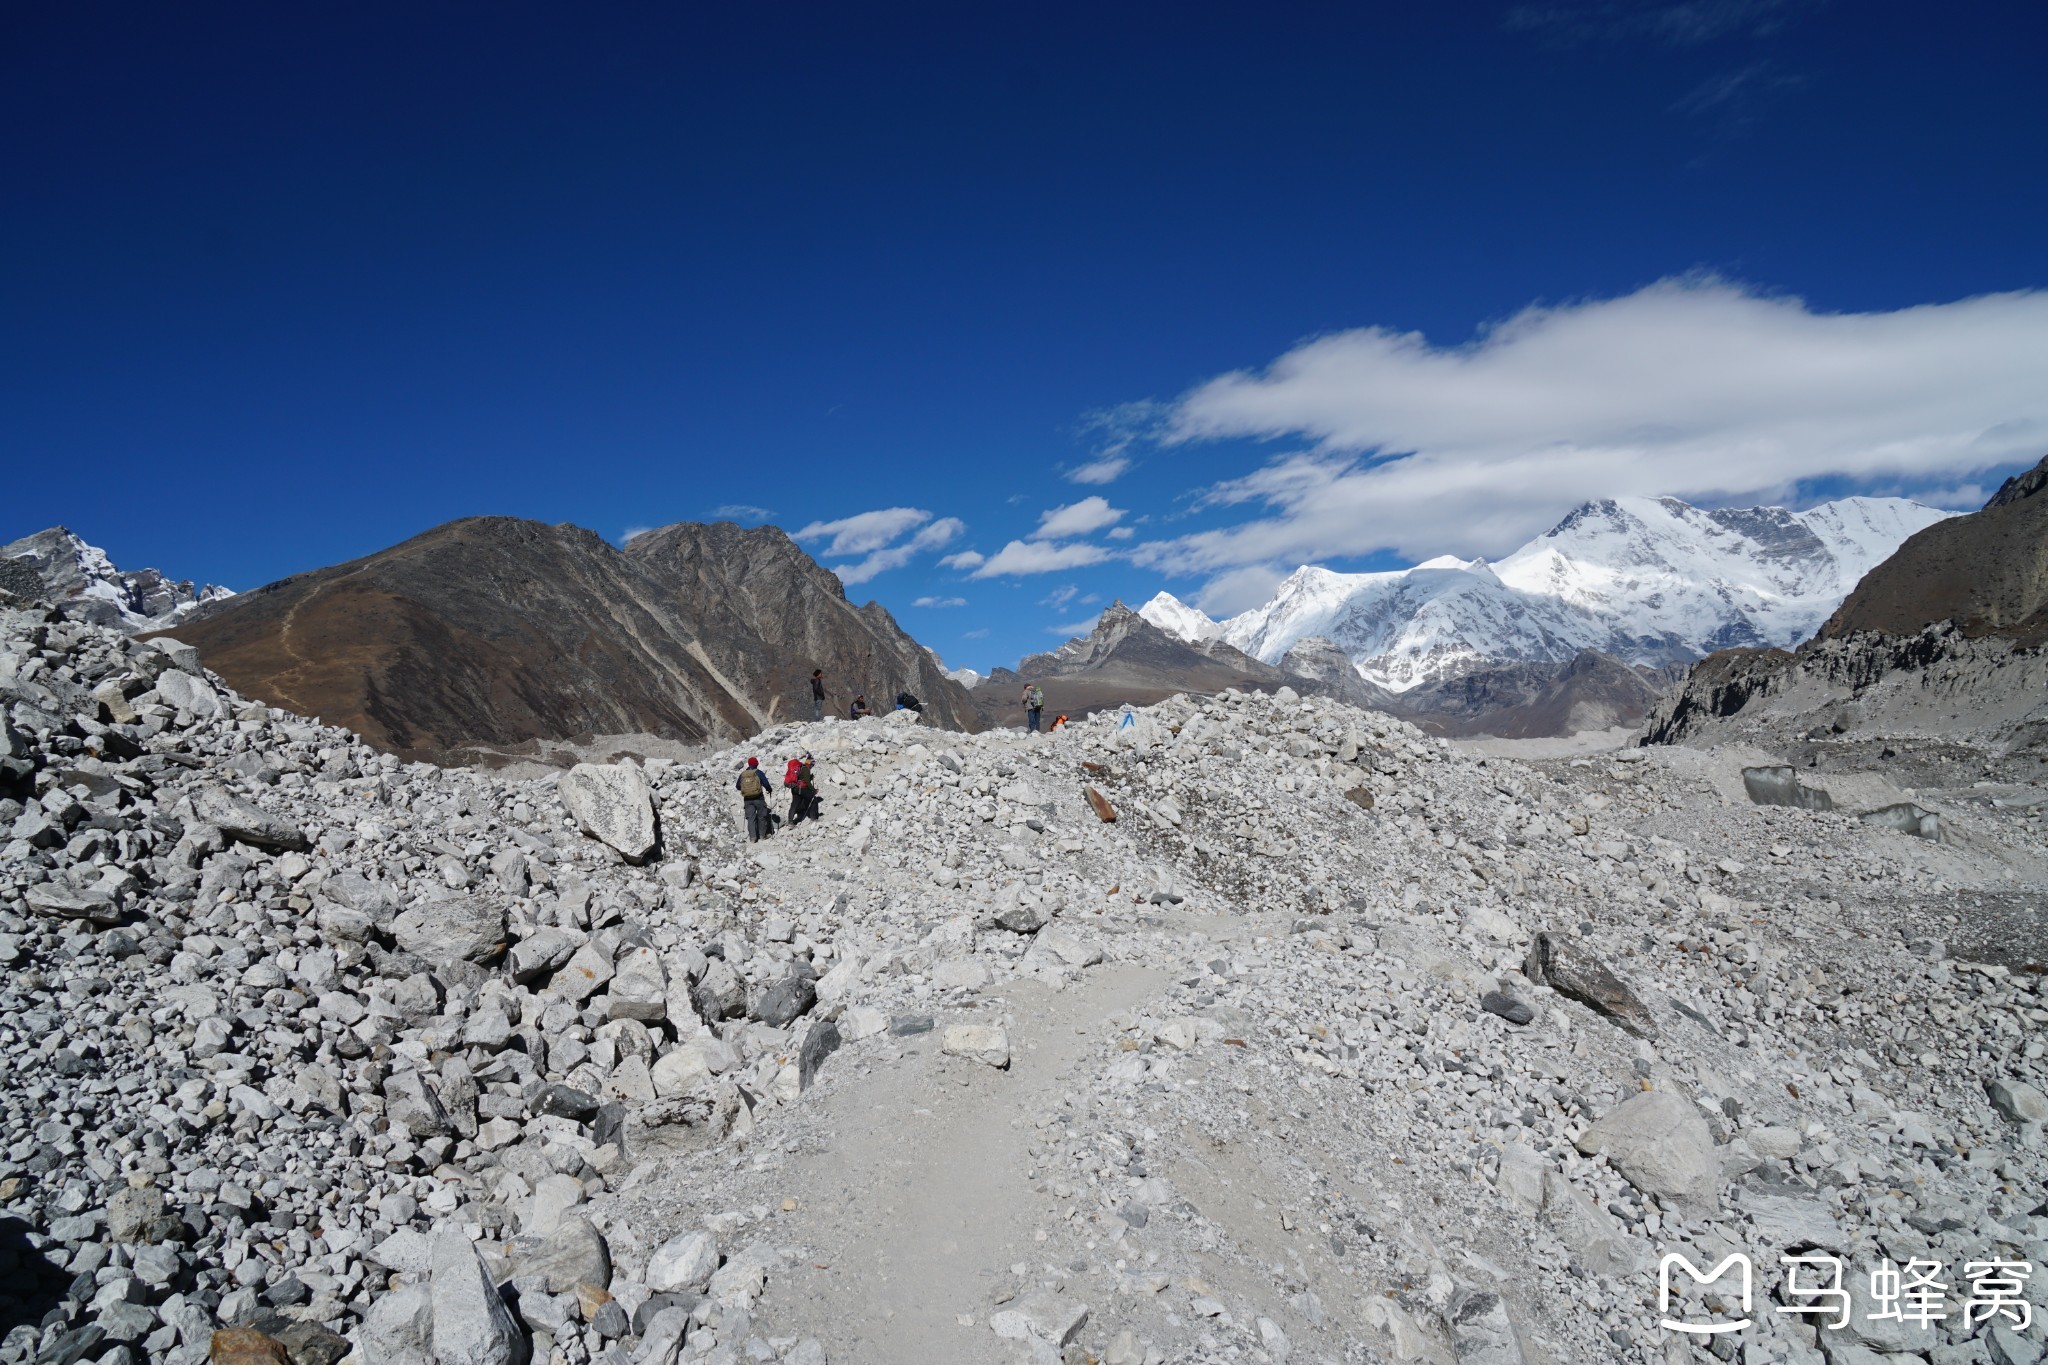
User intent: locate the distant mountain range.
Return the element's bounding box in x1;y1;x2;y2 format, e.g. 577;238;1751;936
140;517;979;763
1141;494;1952;691
2;527;233;631
1648;455;2048;751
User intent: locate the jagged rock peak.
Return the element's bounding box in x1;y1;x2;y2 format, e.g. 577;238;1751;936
1;525;232;632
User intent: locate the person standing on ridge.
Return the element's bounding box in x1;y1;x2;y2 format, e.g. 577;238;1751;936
736;757;775;843
810;669;825;722
1022;681;1045;733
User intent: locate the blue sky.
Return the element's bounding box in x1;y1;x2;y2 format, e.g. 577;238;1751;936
5;2;2045;672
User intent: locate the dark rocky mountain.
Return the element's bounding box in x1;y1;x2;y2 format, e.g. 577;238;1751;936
2;526;233;630
981;600;1300;723
1818;453;2048;647
1646;456;2048;756
155;516;977;763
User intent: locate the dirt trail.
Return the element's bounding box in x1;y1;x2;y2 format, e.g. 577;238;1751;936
753;964;1169;1364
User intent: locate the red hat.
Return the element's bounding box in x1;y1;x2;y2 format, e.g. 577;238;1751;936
746;757;759;767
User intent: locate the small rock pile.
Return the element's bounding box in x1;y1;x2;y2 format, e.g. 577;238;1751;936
1;602;2044;1365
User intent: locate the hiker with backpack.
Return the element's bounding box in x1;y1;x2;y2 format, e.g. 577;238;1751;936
784;751;819;825
895;689;924;715
1021;681;1045;733
736;757;775;843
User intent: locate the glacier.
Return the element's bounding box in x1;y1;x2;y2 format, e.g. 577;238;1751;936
1141;494;1952;692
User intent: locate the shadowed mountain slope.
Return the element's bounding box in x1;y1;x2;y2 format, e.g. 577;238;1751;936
1818;454;2048;647
155;517;976;762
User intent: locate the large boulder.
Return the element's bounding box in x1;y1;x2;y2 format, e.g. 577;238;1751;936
1524;932;1656;1038
558;763;658;863
606;946;668;1022
508;1215;612;1295
1575;1090;1719;1214
429;1228;530;1365
154;668;222;718
392;894;507;968
191;787;310;852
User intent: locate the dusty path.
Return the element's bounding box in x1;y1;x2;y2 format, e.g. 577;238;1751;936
752;964;1169;1364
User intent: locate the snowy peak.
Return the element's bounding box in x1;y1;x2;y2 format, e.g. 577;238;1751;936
1209;493;1953;692
1136;591;1222;644
1;526;233;632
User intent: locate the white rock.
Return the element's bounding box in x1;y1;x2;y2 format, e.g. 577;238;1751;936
607;946;668;1022
941;1024;1011;1069
1575;1090;1720;1214
558;762;659;863
645;1230;720;1293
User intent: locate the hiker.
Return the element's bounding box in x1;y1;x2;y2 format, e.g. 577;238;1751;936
849;694;870;721
1050;712;1069;732
809;669;825;722
735;757;775;842
784;750;818;825
1021;681;1045;732
895;689;924;714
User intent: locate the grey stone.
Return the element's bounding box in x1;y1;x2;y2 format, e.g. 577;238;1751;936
429;1228;531;1365
392;894;507;968
558;763;659;863
25;882;122;926
992;901;1047;934
191;787;309;851
509;927;582;983
384;1070;451;1139
359;1282;434;1364
1988;1078;2048;1125
508;1215;611;1295
941;1024;1010;1068
751;975;816;1028
645;1231;719;1293
1524;932;1657;1038
154;668;221;718
607;946;668;1021
104;1186;167;1242
1479;991;1534;1026
1575;1090;1719;1214
798;1020;841;1091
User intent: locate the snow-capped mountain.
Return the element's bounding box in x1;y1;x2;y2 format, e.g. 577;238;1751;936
1;527;233;632
1135;590;1224;644
1145;495;1953;692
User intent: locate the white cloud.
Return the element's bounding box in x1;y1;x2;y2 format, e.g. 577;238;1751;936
1065;456;1131;485
1047;614;1103;636
913;595;967;608
712;503;774;521
1040;585;1080;609
1104;526;1136;540
938;549;986;571
1141;278;2048;577
1193;565;1287;617
963;627;990;639
970;540;1114;578
1031;496;1126;540
794;507;933;557
621;526;654;543
832;517;965;585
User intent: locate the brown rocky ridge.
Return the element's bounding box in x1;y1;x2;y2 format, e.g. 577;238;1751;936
152;516;978;764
